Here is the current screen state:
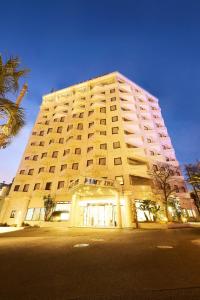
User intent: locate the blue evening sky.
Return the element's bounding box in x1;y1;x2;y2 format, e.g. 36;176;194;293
0;0;199;182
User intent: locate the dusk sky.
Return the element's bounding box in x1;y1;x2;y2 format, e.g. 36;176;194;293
0;0;199;182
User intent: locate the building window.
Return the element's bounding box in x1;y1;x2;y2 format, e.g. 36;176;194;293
59;138;64;144
75;148;81;154
45;182;52;190
100;119;106;125
150;151;155;156
110;105;117;111
57;126;63;133
87;146;93;152
100;131;106;135
115;176;124;185
41;152;47;158
72;163;79;170
114;157;122;165
20;170;25;174
112;127;119;134
38;167;44;173
60;116;65;122
110;89;115;93
14;185;20;191
77;135;82;140
47;128;53;134
60;164;67;171
99;157;106;165
100;107;106;113
49;166;55;173
28;169;34;175
33;155;38;161
57;181;64;189
100;143;107;149
147;138;152;143
88;122;94;128
112;116;118;122
52;151;58;158
23;184;29;192
79;112;84;118
113;141;120;149
88;110;94;116
10;210;16;218
39;130;44;136
111;97;116;101
77;123;83;130
39;141;45;146
88;133;94;139
25;156;29;160
67;124;73;132
87;159;93;167
34;183;40;190
63;149;70;156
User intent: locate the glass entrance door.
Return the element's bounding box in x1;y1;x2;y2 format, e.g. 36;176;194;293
83;204;115;227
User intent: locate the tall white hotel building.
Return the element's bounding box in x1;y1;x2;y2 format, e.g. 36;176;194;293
1;72;197;227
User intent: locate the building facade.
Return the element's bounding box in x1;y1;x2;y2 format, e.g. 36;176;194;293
1;72;197;227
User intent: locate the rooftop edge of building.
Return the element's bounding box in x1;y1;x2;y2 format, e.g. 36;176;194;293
43;71;158;100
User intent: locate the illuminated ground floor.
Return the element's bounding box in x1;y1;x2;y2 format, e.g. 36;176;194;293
0;177;198;227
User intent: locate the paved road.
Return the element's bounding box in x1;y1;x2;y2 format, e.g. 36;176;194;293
0;227;200;300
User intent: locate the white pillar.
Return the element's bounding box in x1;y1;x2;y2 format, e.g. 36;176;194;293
125;196;133;228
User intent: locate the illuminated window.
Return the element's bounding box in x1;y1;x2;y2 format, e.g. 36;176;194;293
100;107;106;113
49;166;55;173
114;157;122;165
88;122;94;128
87;147;93;152
112;116;118;122
72;163;79;170
63;149;70;156
52;151;58;158
112;127;119;134
23;184;29;192
100;119;106;125
41;152;47;158
77;123;83;130
57;126;63;133
115;176;124;185
28;169;34;175
57;181;64;189
110;105;117;111
61;164;67;171
100;131;106;135
75;148;81;154
99;158;106;165
87;159;93;167
100;143;107;149
47;128;53;134
34;183;40;190
14;185;20;191
113;141;120;149
38;167;44;173
25;208;34;221
45;182;52;190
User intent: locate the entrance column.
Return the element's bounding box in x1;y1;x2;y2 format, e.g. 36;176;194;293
116;191;122;228
70;193;77;227
125;196;133;228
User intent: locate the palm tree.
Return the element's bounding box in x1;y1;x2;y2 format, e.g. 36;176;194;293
0;55;29;148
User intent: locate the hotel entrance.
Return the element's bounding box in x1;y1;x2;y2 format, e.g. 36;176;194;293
82;203;116;227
